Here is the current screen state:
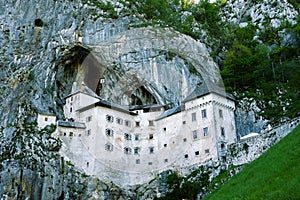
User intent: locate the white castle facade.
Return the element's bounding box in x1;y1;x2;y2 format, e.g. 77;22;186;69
38;83;236;186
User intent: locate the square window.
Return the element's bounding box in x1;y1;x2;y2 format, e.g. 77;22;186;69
203;127;209;136
149;147;154;154
69;132;74;137
86;116;92;122
106;115;113;123
116;118;123;125
125;120;131;127
192;112;197;121
201;109;207;118
149;120;154;126
183;138;187;142
184;154;188;158
136;159;140;164
192;130;198;140
134;147;140;155
195;151;199;156
219;109;223;118
105;129;114;137
149;134;154;140
164;144;167;147
164;159;168;163
105;143;113;151
136;121;140;127
124;133;131;140
134;134;139;141
163;127;166;131
87;129;91;136
221;127;225;137
124;147;132;154
205;149;210;153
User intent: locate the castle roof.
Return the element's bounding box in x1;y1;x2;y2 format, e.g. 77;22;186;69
183;81;235;103
155;105;185;121
77;100;138;116
57;120;86;129
65;82;100;99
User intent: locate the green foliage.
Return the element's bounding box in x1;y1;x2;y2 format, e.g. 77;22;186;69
205;125;300;200
159;166;210;199
219;14;300;123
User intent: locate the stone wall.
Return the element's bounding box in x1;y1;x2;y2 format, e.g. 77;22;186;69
227;117;300;166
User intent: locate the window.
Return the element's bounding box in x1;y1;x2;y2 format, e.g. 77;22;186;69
163;127;166;131
136;121;140;127
184;154;188;158
183;138;187;142
136;159;140;164
124;147;132;154
164;144;167;147
70;107;72;112
195;151;200;156
124;133;131;140
164;159;168;163
63;132;67;136
149;120;154;126
69;132;74;137
192;130;198;140
134;147;140;155
134;134;139;141
106;115;114;123
221;143;225;149
45;117;48;121
86;116;92;122
149;147;154;154
148;162;152;165
105;143;113;151
203;127;208;136
183;121;186;125
221;127;225;137
78;134;81;137
116;118;123;125
125;120;131;127
205;149;210;153
105;128;114;137
219;109;223;118
87;129;91;136
192;112;197;121
201;109;207;118
149;134;153;140
86;162;89;167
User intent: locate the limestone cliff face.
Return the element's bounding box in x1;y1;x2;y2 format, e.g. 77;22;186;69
0;0;222;198
0;0;221;125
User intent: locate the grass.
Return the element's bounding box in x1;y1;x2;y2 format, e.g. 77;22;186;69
205;125;300;200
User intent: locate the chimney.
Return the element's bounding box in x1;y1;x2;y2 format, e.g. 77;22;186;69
81;82;86;91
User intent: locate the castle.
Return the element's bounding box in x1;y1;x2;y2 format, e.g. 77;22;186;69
38;82;236;186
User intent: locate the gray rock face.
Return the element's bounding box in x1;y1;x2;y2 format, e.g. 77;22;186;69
0;0;222;199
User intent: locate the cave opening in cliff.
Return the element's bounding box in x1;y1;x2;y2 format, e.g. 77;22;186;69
56;45;104;102
130;86;157;106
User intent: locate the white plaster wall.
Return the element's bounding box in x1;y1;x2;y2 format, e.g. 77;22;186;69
37;114;56;128
58;92;237;186
64;92;99;119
